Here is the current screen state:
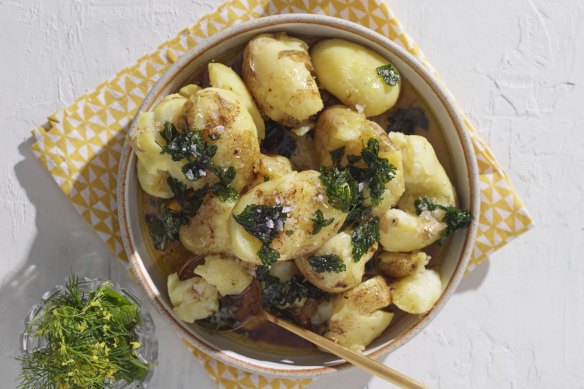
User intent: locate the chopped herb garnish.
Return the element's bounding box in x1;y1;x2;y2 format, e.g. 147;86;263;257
341;205;371;231
261;274;328;309
415;197;472;245
330;146;345;166
387;106;429;135
233;204;288;266
318;165;359;213
376;64;401;87
16;275;149;388
307;254;346;273
158;121;238;202
351;217;380;262
311;209;334;234
264;175;270;182
261;120;297;158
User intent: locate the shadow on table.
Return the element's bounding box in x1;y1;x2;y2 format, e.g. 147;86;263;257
455;259;490;294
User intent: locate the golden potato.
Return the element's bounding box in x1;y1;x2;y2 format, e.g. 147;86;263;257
377;251;429;278
388;132;455;213
243;33;323;127
229;170;347;264
295;232;376;293
249;153;293;188
136;159;173;198
167;273;219;323
379;208;445;252
178;84;202;98
311;39;400;117
208;62;265;140
324;276;393;352
194;255;253;296
179;193;235;256
391;268;442;314
314;105;405;216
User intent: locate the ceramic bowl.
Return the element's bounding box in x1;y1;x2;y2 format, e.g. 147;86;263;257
118;14;479;378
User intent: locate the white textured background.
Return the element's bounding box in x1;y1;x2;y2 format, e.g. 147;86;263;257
1;1;583;388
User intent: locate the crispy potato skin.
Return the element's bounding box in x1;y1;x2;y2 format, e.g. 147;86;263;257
242;33;323;127
324;276;393;352
295;232;376;293
311;39;400;117
179;194;235;256
314;105;405;215
377;251;429;278
229;170;347;264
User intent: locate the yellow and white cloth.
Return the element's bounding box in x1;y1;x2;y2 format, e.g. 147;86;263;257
31;0;533;387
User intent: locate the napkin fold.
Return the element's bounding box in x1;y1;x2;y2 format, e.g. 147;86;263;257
31;0;533;387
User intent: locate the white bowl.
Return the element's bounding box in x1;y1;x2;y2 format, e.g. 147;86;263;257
118;14;480;379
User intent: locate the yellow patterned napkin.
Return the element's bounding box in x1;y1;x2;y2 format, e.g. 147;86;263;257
31;0;533;387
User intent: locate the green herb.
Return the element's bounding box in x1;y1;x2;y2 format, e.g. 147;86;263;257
387;107;429;135
17;275;149;389
264;175;270;182
376;64;401;86
233;204;288;266
351;217;380;262
318;165;360;213
311;209;335;234
307;254;346;273
159;122;238;202
415;197;472;245
261;120;297;158
341;205;371;231
260;274;328;309
350;139;397;205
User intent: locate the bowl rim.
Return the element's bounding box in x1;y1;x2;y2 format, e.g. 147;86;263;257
117;13;480;378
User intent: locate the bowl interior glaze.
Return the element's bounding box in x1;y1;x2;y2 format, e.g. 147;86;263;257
118;14;479;378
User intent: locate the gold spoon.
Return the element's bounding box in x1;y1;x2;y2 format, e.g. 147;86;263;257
179;257;428;389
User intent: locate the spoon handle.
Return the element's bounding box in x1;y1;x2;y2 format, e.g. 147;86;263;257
260;310;428;389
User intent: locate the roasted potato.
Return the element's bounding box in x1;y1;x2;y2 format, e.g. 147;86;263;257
295;232;376;293
243;33;323;127
136;159;173;198
379;208;445;252
377;251;430;278
229;170;347;264
208;62;266;140
249;153;294;188
178;83;202;98
314;105;405;216
194;255;253;296
167;273;219;323
388;132;455;213
391;268;442;314
311;39;400;117
179;194;236;256
324;276;393;352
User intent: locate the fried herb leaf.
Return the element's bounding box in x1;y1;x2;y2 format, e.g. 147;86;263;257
261;120;297;158
307;254;346;273
376;64;401;86
258;245;281;266
351;217;380;262
387;106;429;135
414;197;472;245
330;146;345;167
146;206;183;251
261;274;328;309
318;165;360;213
311;209;335;235
341;205;371;231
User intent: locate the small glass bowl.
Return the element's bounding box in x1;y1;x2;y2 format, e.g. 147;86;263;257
20;277;158;388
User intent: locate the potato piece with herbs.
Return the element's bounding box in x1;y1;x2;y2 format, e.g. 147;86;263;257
194;255;253;296
388;132;455;213
295;231;375;293
167;273;219;323
243;33;323;127
229;170;347;264
137;159;173;198
379;208;445;252
208;62;266;140
314;105;405;215
377;251;429;278
179;194;236;256
324;276;393;352
249;153;294;188
311;39;400;117
391;268;442;314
